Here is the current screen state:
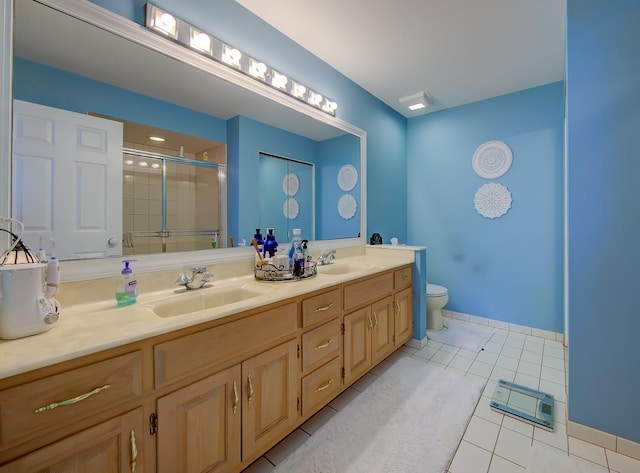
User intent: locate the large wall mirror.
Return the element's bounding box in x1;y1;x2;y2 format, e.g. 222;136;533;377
4;0;366;279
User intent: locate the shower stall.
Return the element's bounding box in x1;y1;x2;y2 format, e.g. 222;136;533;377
122;149;226;255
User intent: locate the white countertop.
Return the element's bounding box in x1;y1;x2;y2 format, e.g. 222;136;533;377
0;252;415;380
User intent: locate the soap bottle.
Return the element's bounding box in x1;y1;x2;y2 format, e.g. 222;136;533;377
254;229;264;256
289;229;305;276
116;260;138;307
264;228;278;258
288;228;301;267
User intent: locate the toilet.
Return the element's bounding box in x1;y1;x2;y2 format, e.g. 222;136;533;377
426;283;449;331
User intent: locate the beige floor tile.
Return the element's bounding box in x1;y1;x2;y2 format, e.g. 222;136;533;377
494;427;533;468
449;440;492;473
606;449;640;473
463;416;501;451
264;429;310;465
488;455;527;472
568;436;608;467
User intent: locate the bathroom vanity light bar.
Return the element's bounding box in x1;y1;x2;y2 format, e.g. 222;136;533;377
144;3;338;116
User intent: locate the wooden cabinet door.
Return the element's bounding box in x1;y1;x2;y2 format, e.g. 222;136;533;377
156;365;241;473
241;339;298;461
395;287;413;347
343;306;372;385
371;296;395;365
0;408;143;473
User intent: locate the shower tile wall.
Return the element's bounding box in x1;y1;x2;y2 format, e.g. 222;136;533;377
122;141;224;255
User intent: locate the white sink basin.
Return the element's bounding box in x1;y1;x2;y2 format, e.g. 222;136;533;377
146;287;265;318
317;263;372;276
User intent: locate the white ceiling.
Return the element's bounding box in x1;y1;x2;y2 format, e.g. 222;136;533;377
235;0;566;117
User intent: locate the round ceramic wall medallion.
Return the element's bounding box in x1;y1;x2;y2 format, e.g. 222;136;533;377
282;173;300;196
283;198;299;219
472;140;513;179
338;194;357;220
337;164;358;192
474;183;512;219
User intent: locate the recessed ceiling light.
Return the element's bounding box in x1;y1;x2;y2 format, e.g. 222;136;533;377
149;136;165;142
399;92;432;112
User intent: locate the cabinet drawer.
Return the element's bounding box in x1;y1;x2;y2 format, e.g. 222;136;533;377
343;272;393;311
155;302;297;388
301;357;342;417
301;318;341;374
301;288;341;327
394;266;412;290
0;351;142;447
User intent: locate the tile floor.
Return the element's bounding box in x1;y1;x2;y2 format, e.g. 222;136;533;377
243;319;640;473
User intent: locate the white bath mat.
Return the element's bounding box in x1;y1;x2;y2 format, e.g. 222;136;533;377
527;443;609;472
427;317;494;353
273;356;485;473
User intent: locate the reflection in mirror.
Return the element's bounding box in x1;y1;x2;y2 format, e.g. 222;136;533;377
7;0;366;274
108;117;227;255
259;152;313;244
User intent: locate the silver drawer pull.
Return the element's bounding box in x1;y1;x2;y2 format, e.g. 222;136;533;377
33;384;111;414
314;338;334;350
315;378;334;393
314;303;334;312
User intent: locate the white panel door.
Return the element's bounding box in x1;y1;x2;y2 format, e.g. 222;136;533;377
12;100;123;260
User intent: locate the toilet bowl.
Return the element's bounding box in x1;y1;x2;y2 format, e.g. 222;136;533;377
426;283;449;331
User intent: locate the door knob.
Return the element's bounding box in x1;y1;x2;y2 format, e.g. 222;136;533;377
108;237;119;246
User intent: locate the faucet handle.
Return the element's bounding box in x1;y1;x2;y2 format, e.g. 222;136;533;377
202;271;213;282
176;273;188;284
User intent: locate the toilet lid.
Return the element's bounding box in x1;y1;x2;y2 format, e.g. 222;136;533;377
427;284;448;296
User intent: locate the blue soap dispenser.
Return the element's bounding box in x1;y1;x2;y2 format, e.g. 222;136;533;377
264;228;278;258
116;260;138;307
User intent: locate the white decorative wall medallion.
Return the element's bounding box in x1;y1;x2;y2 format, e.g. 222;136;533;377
472;140;513;179
283;198;299;219
337;164;358;192
474;183;512;219
282;173;299;196
338;194;357;220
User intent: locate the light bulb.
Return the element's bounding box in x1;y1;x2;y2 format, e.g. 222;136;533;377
249;59;267;79
292;82;306;98
190;30;211;54
271;71;288;90
308;91;323;106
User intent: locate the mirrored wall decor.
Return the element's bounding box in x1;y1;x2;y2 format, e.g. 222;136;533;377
3;0;366;278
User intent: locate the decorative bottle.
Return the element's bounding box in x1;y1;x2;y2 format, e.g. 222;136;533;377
254;228;264;256
264;228;278;258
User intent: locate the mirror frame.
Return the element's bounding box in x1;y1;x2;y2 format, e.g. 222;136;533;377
1;0;367;282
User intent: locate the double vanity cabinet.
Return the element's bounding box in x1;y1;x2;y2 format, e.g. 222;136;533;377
0;262;413;472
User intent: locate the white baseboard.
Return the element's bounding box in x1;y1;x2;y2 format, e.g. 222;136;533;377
567;420;640;462
407;310;565;347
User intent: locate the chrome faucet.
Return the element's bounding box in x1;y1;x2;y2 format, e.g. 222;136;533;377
317;249;336;265
176;266;213;290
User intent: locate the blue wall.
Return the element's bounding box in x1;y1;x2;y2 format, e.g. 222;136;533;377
89;0;408;243
317;134;361;240
231;116;317;242
407;83;565;332
567;0;640;443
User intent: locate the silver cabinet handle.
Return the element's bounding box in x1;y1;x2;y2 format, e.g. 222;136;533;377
34;384;111;413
